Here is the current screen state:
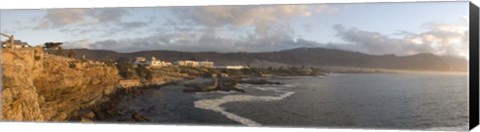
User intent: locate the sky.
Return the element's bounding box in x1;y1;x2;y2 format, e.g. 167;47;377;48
0;1;469;59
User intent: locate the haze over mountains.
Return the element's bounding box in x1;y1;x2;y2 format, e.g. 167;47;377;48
71;47;468;72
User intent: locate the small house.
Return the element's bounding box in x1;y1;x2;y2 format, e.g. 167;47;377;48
149;56;172;67
2;40;31;48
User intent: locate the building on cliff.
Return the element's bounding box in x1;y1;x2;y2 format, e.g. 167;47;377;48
133;57;149;66
1;40;32;48
198;60;214;68
149;56;172;67
134;56;173;67
133;56;214;68
215;65;249;70
174;60;215;68
174;60;198;67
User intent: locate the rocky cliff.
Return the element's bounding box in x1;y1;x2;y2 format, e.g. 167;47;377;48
1;47;121;121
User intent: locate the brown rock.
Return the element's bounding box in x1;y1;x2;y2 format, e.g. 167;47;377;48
131;112;151;122
85;112;95;119
80;117;93;123
2;48;121;121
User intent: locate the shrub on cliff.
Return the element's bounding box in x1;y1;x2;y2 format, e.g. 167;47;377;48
54;47;64;56
116;63;137;79
67;50;76;58
104;60;115;67
135;65;153;80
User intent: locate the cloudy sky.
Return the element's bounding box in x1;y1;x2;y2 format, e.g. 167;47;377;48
0;2;469;59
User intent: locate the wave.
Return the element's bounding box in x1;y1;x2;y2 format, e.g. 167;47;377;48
193;85;295;126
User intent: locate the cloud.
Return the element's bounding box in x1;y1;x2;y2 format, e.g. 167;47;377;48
330;25;405;55
327;23;468;58
35;9;90;29
34;8;152;38
34;8;128;29
63;32;318;53
120;21;148;28
36;5;338;52
175;5;336;36
303;24;313;32
64;21;468;60
59;6;467;59
63;39;93;49
91;8;127;23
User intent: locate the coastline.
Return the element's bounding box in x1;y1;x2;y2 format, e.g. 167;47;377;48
60;63;469;130
69;66;467;123
64;72;469;132
72;77;242;124
72;71;295;124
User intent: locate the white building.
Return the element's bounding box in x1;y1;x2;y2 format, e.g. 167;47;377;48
174;60;215;68
2;40;31;48
133;57;149;66
134;56;173;67
149;56;172;67
174;60;198;67
216;65;249;70
198;60;214;68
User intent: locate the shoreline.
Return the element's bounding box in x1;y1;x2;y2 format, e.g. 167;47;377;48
71;77;245;123
68;71;400;122
71;72;467;130
71;73;292;123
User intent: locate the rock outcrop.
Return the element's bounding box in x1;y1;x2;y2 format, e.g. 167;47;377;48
1;48;45;121
1;47;121;121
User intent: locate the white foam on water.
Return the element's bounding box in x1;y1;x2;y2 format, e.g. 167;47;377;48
283;84;295;88
252;86;278;91
194;87;295;126
214;91;239;94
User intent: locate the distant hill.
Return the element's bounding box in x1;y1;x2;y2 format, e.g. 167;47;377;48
69;47;468;72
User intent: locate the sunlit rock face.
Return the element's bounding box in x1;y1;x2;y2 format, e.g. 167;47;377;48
2;47;121;121
1;47;45;121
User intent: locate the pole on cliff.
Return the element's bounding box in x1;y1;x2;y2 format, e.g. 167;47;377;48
10;35;14;50
0;33;15;50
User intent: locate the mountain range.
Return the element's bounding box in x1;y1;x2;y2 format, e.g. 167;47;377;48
70;47;468;72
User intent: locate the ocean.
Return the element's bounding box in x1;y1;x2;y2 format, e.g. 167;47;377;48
109;73;469;131
193;73;469;130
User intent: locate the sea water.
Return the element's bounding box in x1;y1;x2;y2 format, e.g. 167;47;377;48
193;73;469;130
